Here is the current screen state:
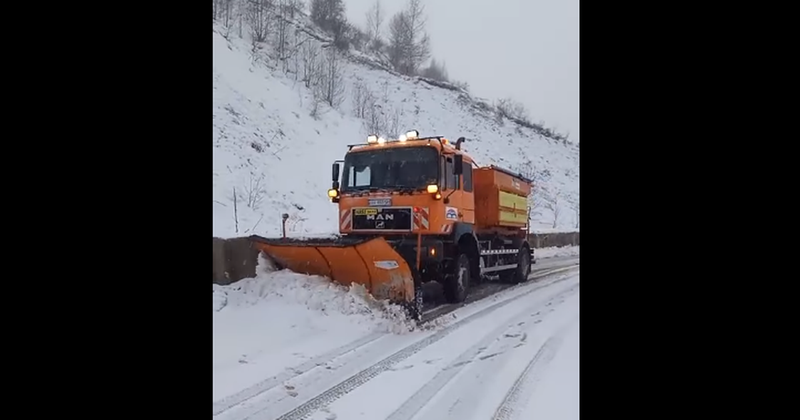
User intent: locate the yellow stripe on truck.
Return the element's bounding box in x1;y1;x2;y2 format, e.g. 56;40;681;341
498;191;528;226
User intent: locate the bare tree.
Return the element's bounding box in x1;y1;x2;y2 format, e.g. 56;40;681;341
309;90;323;118
342;22;368;51
213;0;239;39
223;0;237;27
519;160;561;228
519;160;543;221
541;186;561;228
246;0;275;43
318;47;346;108
300;38;322;88
274;0;292;71
214;0;219;19
363;103;401;138
573;201;579;229
289;32;309;81
386;107;401;137
244;174;268;210
453;80;469;92
301;44;335;119
420;58;448;82
365;0;385;49
372;79;386;103
285;0;304;18
364;103;385;135
237;3;245;38
351;79;375;119
404;0;430;71
310;0;347;46
388;0;430;75
495;97;530;123
388;13;411;73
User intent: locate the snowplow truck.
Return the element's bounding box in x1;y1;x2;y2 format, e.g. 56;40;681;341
250;131;534;318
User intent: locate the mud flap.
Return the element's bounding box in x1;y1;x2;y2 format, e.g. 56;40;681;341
249;235;416;304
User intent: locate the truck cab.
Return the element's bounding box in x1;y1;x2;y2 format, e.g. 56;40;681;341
328;131;473;236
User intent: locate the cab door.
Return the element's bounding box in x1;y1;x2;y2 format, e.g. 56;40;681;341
459;159;475;224
442;154;475;224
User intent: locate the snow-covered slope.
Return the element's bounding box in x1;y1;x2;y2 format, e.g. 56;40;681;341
213;20;579;239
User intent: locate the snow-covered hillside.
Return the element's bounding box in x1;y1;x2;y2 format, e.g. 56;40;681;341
213;16;579;239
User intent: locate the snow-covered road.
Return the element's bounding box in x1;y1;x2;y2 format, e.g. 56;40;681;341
214;261;579;420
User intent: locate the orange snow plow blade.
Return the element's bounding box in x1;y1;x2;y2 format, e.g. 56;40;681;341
248;235;415;303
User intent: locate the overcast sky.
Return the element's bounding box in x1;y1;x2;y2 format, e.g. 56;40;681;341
343;0;579;141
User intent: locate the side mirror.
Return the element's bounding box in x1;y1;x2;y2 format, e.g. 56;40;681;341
331;162;340;182
454;154;463;175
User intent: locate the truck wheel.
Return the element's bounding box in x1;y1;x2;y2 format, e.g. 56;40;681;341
514;247;532;283
500;247;531;284
444;253;470;303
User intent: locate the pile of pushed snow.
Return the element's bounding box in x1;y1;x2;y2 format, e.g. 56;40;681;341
213;255;417;333
536;245;580;259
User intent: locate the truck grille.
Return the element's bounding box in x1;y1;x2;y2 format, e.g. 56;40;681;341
351;207;412;231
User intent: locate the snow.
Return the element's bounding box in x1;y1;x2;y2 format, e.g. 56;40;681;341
212;11;579;420
213;265;579;420
535;245;580;259
213;18;579;239
519;318;579;420
306;273;580;420
213;255;418;401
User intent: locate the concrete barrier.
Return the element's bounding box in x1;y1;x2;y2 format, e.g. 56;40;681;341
213;232;579;285
212;237;259;285
528;231;580;248
212;237;228;284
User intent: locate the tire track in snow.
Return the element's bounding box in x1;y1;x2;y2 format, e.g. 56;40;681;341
266;271;580;420
384;285;579;420
420;264;579;323
217;268;578;419
491;321;573;420
213;332;385;416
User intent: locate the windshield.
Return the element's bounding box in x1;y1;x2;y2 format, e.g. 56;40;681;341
341;146;439;192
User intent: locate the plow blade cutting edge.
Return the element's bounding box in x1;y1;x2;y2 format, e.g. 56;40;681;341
248;235;415;304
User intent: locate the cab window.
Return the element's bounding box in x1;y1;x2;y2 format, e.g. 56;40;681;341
445;156;459;190
463;164;473;192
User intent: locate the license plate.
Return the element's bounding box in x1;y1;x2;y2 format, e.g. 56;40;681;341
368;198;392;207
354;208;378;216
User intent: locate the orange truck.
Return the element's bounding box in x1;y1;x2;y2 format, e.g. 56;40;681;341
251;131;534;318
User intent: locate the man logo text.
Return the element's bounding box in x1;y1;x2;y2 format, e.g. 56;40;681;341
366;214;394;221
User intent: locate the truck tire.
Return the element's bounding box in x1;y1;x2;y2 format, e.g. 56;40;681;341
444;253;470;303
500;247;531;284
